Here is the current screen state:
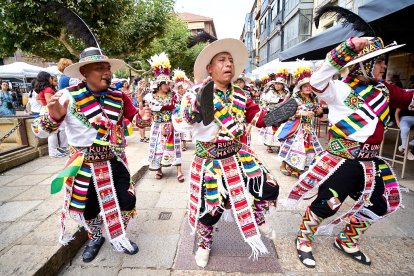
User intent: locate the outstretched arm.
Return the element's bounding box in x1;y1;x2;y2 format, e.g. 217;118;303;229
310;37;368;95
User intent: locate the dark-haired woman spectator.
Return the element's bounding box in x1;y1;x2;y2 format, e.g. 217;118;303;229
35;71;68;157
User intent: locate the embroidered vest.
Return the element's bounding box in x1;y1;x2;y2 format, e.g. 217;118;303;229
67;83;124;146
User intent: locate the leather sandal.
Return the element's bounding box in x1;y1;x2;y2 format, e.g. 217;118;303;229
123;240;139;255
296;239;316;268
177;173;185;183
82;236;105;263
155;171;163;180
334;239;371;265
264;97;298;127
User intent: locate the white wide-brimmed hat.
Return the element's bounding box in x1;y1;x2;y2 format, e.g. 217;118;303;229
345;37;405;68
64;47;126;79
194;38;248;82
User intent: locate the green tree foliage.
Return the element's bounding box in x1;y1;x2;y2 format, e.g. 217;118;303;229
0;0;174;60
132;16;206;79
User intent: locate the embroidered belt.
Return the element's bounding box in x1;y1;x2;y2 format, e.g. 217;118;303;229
69;145;124;162
327;138;380;159
195;140;242;159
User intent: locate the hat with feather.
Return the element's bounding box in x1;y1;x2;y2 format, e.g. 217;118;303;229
314;4;405;80
46;3;126;80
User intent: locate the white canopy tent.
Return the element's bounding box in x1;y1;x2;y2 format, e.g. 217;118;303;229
0;62;60;79
249;59;322;79
0;62;46;78
0;62;61;93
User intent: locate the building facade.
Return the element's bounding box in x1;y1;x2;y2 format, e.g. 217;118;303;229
241;2;259;73
242;0;383;73
177;12;217;38
258;0;314;67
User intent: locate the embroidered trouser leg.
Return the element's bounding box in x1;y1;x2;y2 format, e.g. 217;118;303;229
196;221;214;250
336;215;371;250
85;216;103;241
297;207;323;247
252;199;269;226
121;209;136;230
309;159;387;219
84;158;136;220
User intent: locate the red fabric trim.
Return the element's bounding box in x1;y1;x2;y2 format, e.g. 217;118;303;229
121;92;138;122
311;83;329;94
383;81;413;109
245;97;266;128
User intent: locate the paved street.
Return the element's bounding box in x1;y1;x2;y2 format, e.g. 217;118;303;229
1;128;414;275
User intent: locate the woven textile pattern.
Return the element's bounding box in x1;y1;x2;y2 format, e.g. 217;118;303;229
297;208;323;247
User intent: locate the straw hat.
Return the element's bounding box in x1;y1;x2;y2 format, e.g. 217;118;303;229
193;38;248;82
64;47;126;79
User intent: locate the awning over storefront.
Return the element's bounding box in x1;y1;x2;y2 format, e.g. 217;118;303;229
279;0;414;61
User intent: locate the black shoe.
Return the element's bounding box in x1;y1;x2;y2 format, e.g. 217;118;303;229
334;239;371;265
82;236;105;263
123;240;139;255
197;80;215;126
264;98;298;127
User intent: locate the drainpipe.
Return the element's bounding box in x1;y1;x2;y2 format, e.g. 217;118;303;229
280;0;285;52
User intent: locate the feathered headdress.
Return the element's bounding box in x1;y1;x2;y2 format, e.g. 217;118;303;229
274;68;289;85
172;69;189;83
148;52;172;83
260;74;272;86
314;4;375;36
172;68;191;91
294;66;312;92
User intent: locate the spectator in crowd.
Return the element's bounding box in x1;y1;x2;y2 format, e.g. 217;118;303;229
390;74;403;88
57;58;74;90
395;108;414;160
407;75;414;89
0;82;16;116
27;79;42;116
35;71;68;157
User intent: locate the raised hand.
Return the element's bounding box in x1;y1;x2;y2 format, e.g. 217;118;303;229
139;102;152;121
351;37;369;52
47;92;69;121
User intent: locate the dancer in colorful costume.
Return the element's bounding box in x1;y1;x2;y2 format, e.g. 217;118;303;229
277;66;323;177
260;69;291;153
173;38;298;268
172;69;192;151
287;36;414;268
32;47;151;262
142;53;184;182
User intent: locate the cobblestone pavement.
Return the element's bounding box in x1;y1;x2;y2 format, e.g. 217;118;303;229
1;128;413;275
